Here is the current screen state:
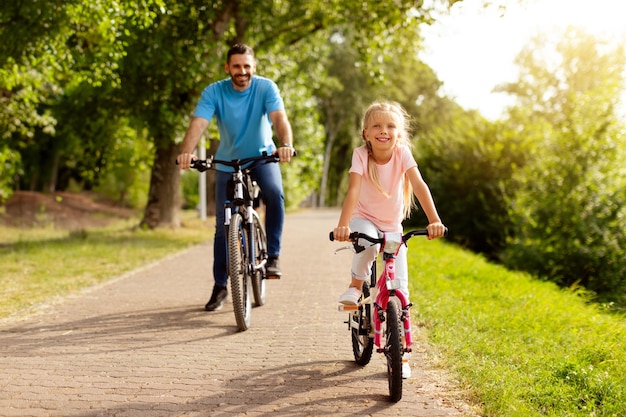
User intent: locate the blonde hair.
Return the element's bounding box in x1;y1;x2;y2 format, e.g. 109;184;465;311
361;101;416;219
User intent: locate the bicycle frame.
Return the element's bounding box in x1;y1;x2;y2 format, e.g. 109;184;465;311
340;233;413;352
185;152;279;330
369;233;413;352
188;153;277;275
223;166;267;276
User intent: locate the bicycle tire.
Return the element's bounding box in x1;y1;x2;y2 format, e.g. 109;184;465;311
351;281;374;366
228;212;252;331
385;296;403;402
251;210;267;306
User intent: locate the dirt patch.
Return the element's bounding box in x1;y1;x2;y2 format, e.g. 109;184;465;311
0;191;139;229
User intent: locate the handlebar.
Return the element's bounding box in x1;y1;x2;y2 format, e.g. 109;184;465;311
176;152;281;172
329;228;448;244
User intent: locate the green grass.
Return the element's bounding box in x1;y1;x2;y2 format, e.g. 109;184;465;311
408;238;626;417
0;212;211;320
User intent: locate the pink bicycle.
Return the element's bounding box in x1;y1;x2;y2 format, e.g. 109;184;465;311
330;228;447;402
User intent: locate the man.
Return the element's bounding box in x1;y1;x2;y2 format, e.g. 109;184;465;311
177;43;294;311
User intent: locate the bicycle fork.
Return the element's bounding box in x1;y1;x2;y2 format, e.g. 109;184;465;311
247;204;268;275
373;289;413;354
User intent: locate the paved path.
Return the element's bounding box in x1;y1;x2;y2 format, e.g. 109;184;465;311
0;210;474;417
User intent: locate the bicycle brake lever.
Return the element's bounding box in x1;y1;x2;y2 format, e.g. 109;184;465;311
195;162;209;172
353;243;366;254
191;160;211;172
333;246;355;255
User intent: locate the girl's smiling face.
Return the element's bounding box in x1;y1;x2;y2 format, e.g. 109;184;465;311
363;110;402;158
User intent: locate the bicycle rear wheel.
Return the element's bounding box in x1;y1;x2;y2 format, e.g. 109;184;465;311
228;212;252;331
351;281;374;365
385;296;403;402
251;210;267;306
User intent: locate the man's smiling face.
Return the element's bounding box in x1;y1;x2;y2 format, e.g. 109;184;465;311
225;53;256;91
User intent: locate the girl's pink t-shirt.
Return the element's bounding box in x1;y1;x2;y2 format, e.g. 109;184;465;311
350;144;417;232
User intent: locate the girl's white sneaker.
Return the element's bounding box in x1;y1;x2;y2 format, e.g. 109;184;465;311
402;353;411;379
338;287;362;305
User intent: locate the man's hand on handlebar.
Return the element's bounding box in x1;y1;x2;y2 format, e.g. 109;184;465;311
275;146;295;163
176;153;197;170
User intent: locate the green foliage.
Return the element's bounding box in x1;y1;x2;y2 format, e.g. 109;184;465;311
411;108;529;256
179;170;199;210
499;28;626;301
0;146;20;203
1;0;164;195
91;123;154;209
409;238;626;416
262;38;327;208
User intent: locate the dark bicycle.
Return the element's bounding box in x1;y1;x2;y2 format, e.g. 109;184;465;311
186;152;280;331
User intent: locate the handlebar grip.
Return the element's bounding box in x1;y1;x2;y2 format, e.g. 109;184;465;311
444;227;449;237
329;231;361;241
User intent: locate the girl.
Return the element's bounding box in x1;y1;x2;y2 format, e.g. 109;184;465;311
333;101;446;306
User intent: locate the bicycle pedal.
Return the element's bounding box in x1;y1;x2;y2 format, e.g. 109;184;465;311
265;274;281;280
338;304;359;311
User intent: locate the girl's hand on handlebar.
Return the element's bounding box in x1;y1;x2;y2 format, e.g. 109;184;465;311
333;225;352;242
176;153;197;170
426;222;446;240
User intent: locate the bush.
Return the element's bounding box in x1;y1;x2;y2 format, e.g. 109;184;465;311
180;169;199;210
502;117;626;303
411;110;528;258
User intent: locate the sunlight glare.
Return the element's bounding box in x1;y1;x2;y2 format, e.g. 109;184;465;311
420;0;626;119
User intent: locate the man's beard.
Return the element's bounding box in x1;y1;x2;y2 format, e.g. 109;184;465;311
233;74;251;87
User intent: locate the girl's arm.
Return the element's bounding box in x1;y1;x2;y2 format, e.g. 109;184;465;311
407;166;446;239
334;172;362;241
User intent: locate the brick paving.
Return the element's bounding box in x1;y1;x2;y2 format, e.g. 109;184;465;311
0;209;476;417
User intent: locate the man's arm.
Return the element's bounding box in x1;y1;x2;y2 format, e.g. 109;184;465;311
177;117;210;169
269;109;294;162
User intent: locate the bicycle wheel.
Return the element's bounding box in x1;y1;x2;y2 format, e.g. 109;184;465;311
251;210;267;307
385;296;403;402
351;281;374;366
228;212;252;331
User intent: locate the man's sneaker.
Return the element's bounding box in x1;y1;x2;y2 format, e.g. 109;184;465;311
205;285;227;311
402;352;412;379
338;287;362;306
266;257;282;278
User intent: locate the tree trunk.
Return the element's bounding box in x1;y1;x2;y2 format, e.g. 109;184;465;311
319;129;336;208
140;141;181;229
48;152;60;193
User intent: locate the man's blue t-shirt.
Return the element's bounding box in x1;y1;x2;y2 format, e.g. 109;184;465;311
193;76;284;171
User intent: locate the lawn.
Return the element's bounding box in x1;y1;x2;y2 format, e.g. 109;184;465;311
408;238;626;416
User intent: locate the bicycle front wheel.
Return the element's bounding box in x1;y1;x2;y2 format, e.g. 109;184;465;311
251;210;267;307
385;296;403;402
228;212;252;331
351;281;373;366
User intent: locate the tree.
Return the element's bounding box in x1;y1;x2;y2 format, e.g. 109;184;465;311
0;1;163;197
499;27;626;301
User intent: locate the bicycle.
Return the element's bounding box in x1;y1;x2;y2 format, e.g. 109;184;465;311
184;152;280;331
330;228;447;402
